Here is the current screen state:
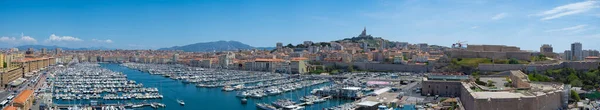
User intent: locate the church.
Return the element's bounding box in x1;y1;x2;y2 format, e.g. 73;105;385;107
357;27;373;38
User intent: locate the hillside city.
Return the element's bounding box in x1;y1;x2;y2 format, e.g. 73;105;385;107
1;0;599;110
0;27;599;110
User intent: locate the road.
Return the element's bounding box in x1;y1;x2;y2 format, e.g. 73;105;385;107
402;81;420;97
0;67;50;109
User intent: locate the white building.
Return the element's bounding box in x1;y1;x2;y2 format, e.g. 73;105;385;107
219;52;235;68
172;54;179;63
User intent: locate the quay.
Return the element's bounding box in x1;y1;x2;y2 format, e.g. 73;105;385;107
295;96;332;106
53;102;165;109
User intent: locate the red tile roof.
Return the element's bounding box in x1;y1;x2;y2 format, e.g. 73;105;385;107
3;106;16;110
255;58;284;62
13;89;33;104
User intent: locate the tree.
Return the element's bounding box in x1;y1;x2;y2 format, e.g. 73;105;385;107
571;90;581;102
347;63;354;72
538;54;546;58
2;62;6;68
472;71;480;78
567;73;579;82
285;44;294;48
508;58;519;64
475;78;487;86
296;44;306;48
570;79;583;87
487;80;495;87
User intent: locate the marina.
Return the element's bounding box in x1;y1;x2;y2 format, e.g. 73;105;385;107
110;63;352;109
49;63;166;110
119;63;356;110
41;62;429;110
40;62;424;110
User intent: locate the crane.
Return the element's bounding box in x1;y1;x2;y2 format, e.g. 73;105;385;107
452;41;468;48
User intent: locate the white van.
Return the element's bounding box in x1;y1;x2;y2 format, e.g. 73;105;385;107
0;100;8;106
6;95;14;100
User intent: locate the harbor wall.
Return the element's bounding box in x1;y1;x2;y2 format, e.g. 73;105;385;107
449;50;531;61
322;62;428;73
478;61;600;72
477;64;525;72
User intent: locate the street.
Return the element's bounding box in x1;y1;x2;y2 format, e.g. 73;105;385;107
0;67;50;109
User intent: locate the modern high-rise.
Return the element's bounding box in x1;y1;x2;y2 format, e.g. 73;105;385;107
55;48;62;55
564;50;572;60
41;48;47;55
172;54;179;63
379;40;386;50
583;50;599;58
276;42;283;49
571;42;582;61
590;50;600;57
583;50;590;58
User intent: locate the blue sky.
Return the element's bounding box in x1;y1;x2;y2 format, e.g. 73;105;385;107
0;0;598;51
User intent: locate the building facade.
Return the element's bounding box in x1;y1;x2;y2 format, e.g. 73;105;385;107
423;71;565;110
12;89;34;110
571;42;582;61
540;44;553;53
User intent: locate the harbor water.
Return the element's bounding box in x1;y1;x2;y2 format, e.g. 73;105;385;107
56;63;352;110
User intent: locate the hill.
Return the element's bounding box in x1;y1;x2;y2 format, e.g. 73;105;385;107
159;40;269;52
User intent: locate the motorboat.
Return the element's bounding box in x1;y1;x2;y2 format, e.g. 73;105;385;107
177;99;185;106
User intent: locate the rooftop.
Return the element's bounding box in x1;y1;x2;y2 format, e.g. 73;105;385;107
464;81;564;99
363;92;400;103
2;106;16;110
13;89;33;104
426;75;470;81
254;58;284;62
357;101;379;107
12;57;50;63
471;92;529;99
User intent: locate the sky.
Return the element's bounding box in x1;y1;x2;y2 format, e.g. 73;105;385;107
0;0;598;51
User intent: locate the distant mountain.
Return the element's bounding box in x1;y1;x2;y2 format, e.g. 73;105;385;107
15;45;114;51
159;40;271;52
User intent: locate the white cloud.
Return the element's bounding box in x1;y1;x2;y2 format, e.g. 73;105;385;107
470;26;479;29
92;39;113;43
45;34;82;42
20;36;37;43
536;1;599;20
0;37;16;42
546;24;587;32
491;13;507;20
0;35;37;44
